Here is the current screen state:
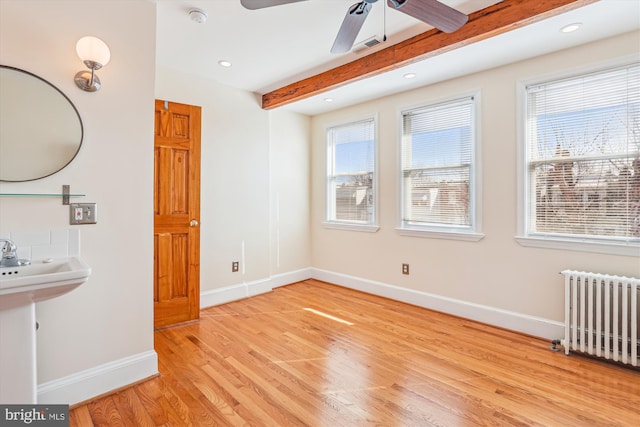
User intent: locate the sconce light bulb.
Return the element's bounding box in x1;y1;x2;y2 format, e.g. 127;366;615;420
76;36;111;68
75;36;110;92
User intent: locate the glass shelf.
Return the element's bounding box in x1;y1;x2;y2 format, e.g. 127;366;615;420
0;185;84;205
0;193;85;197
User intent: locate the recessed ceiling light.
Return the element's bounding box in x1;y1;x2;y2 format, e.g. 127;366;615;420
403;73;417;79
324;98;334;102
218;60;232;68
561;23;582;33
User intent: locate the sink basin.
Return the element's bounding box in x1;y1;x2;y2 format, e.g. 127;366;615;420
0;257;91;309
0;256;91;403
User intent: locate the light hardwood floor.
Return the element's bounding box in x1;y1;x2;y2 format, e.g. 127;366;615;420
70;280;640;426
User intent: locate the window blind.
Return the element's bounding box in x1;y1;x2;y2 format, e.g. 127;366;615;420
327;118;375;223
401;97;474;228
525;63;640;240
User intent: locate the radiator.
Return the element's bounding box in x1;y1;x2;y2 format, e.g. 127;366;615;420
561;270;639;367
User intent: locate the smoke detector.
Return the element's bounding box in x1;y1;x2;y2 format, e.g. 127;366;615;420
188;8;207;24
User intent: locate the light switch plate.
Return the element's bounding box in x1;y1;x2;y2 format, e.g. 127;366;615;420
69;203;98;224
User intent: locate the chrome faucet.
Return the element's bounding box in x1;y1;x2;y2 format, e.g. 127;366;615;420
0;239;20;267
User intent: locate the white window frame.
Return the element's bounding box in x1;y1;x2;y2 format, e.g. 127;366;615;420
516;60;640;257
324;115;379;232
396;92;484;241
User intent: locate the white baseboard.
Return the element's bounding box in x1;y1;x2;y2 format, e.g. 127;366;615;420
37;350;158;405
311;268;564;340
200;268;312;308
270;268;313;288
199;280;271;308
200;283;250;308
40;267;562;406
200;267;562;339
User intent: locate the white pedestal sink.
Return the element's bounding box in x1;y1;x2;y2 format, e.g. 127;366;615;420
0;257;91;404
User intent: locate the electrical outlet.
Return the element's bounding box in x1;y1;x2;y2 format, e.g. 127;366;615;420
232;261;239;272
402;263;409;275
69;203;98;224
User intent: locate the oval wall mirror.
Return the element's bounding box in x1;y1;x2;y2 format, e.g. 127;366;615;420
0;65;83;182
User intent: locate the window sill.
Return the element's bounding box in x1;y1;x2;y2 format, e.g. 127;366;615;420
515;235;640;257
396;227;485;242
322;222;379;233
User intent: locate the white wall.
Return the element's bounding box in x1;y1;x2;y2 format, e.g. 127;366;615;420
0;0;311;404
156;67;271;290
269;112;311;276
1;0;633;406
310;31;640;339
0;0;157;403
155;67;311;302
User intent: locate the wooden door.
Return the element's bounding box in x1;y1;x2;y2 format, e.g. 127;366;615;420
154;100;201;328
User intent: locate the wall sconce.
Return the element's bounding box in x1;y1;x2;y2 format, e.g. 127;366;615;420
74;36;111;92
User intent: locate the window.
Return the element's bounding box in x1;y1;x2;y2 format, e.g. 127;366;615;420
520;63;640;254
325;117;377;230
398;95;482;240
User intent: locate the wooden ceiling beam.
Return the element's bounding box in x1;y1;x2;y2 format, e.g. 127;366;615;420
261;0;595;110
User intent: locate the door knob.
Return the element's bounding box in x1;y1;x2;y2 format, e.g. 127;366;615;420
190;219;199;227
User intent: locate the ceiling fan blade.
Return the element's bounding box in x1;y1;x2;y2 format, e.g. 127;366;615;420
387;0;468;33
240;0;308;10
331;1;373;54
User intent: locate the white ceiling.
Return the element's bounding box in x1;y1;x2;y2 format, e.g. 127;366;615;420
156;0;640;115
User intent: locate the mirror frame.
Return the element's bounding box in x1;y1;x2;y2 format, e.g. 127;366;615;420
0;65;84;182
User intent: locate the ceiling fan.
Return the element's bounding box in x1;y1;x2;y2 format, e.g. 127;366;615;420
240;0;468;54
